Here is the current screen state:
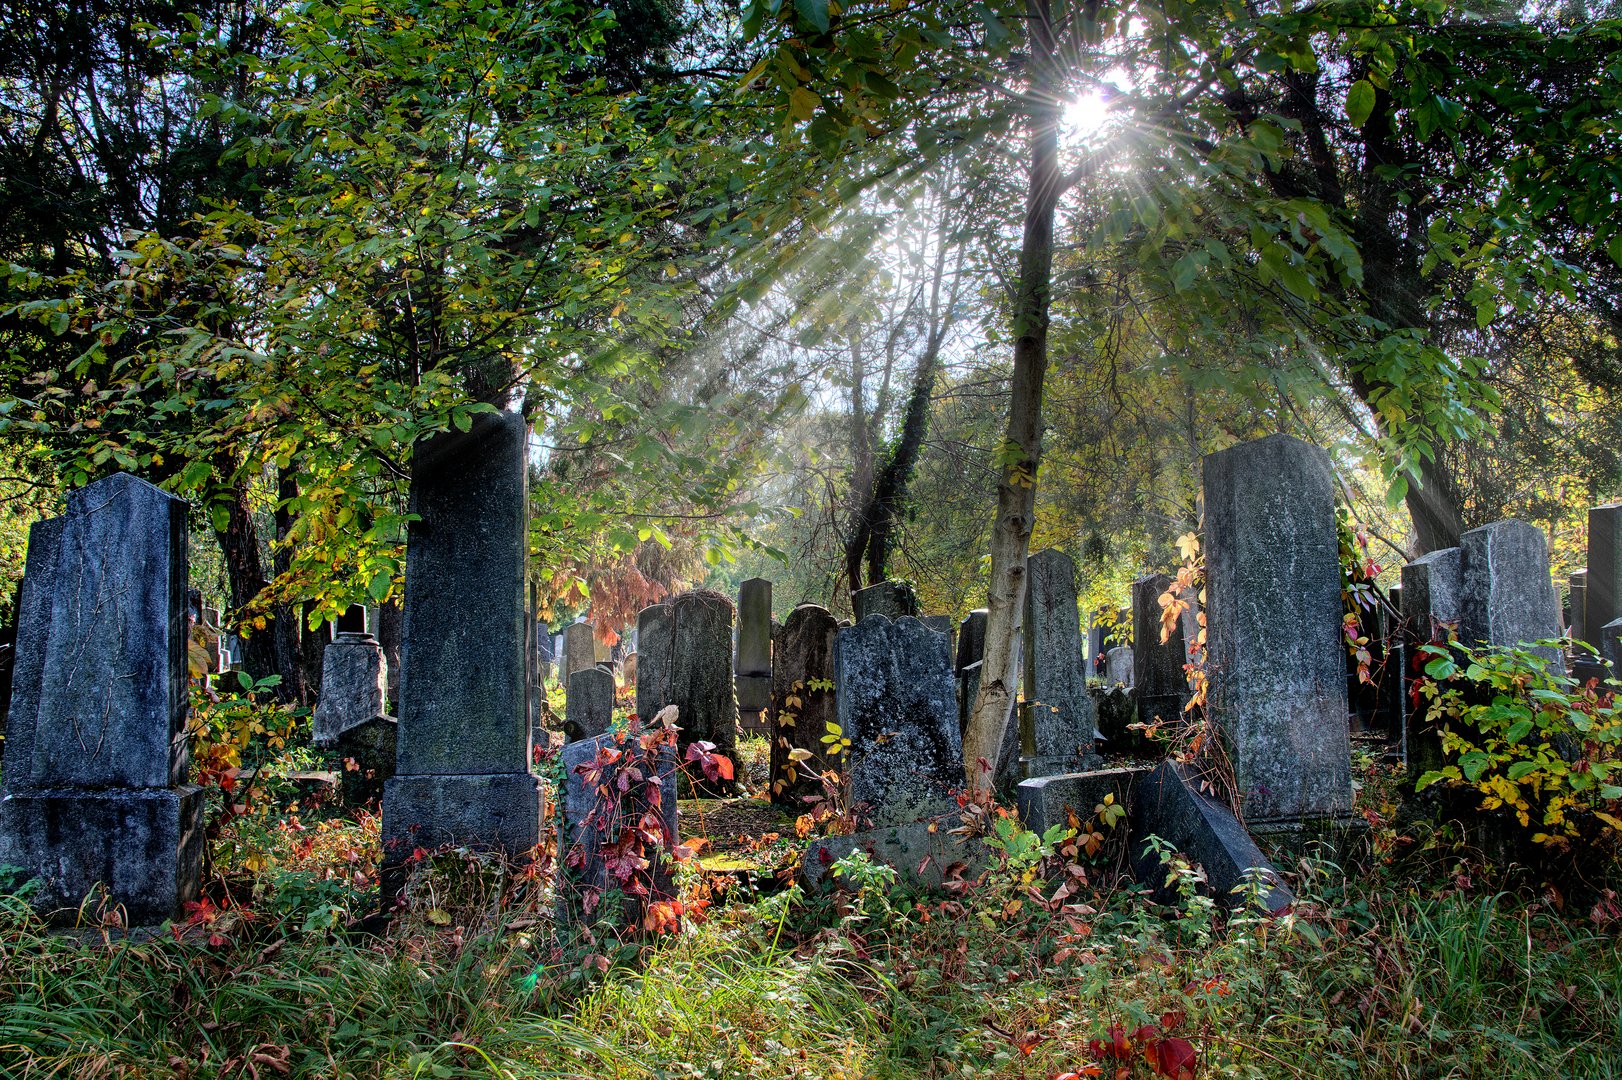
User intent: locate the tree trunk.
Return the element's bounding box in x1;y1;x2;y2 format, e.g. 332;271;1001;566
214;460;279;686
962;0;1062;790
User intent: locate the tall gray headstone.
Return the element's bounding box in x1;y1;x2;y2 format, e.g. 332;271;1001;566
0;474;203;923
637;591;737;794
835;615;962;826
563;622;597;679
736;578;773;735
1133;573;1191;730
634;603;672;722
1459;519;1562;666
565;667;615;743
1570;569;1589;643
769;604;839;806
956;609;988;734
1022;549;1099;776
383;412;540;874
312;631;389;747
1400;547;1462;775
1203;434;1351;827
1586;505;1622;649
852;580;918;622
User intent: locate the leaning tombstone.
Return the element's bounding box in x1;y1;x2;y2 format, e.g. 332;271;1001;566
382;412;541;886
852;579;918;622
1023;549;1100;777
735;578;773;737
565;667;615;743
0;474;203;924
313;622;390;748
769;604;839;807
557;711;680;928
1203;433;1352;834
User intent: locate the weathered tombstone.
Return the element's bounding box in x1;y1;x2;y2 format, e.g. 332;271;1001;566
1203;433;1351;829
336;603;368;635
335;715;397;805
1570;569;1589;643
382;412;541;877
835;614;962;826
199;605;225;674
1023;549;1100;776
1602;617;1622;674
621;652;637;689
557;722;679;926
377;599;403;710
1586;505;1622;649
1104;646;1134;687
565;667;615;743
636;591;737;795
0;474;203;923
1400;547;1463;774
956;609;988;734
1086;620;1107;677
769;604;839;807
1018;765;1148;836
736;578;773;737
563;622;597;679
1458;520;1562;666
312;628;389;747
852;580;918;622
1132;573;1189;731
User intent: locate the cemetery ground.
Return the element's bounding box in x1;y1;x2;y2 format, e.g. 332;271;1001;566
2;736;1619;1079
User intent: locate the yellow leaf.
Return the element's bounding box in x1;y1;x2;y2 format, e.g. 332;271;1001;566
789;87;820;122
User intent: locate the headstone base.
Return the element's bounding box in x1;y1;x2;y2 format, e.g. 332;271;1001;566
0;786;204;925
382;773;542;867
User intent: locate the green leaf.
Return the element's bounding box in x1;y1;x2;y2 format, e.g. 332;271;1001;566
1506;719;1534;743
1458;751;1491;782
793;0;829;33
367;568;392;602
1345;79;1376;128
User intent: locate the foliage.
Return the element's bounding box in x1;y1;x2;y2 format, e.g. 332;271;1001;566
188;672;309;852
1416;641;1622;850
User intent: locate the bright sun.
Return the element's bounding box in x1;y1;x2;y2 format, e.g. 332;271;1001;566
1061;91;1110;142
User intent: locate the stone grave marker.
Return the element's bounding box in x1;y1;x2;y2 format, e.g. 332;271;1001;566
565;667;615;743
1400;547;1462;774
1104;646;1134;687
835;614;962;826
383;411;541;878
563;622;597;679
635;591;737;794
1570;569;1589;643
1203;433;1351;828
852;579;918;622
313;625;389;747
956;609;988;734
1459;520;1562;666
1132;572;1190;732
735;577;773;737
1586;505;1622;650
1022;549;1099;776
769;604;839;806
0;473;203;923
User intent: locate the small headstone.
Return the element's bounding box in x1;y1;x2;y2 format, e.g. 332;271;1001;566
383;411;541;878
1132;573;1190;730
852;580;918;622
1086;621;1107;676
955;609;988;673
1601;617;1622;674
637;591;738;794
1017;765;1148;836
634;603;673;721
1203;434;1351;828
1570;569;1589;643
1400;548;1463;774
736;578;773;736
335;715;397;805
0;474;203;923
769;604;839;806
564;622;597;679
1022;549;1100;776
312;630;389;747
336;603;368;635
565;667;615;742
835;614;962;826
1586;505;1622;649
1459;519;1562;666
1104;646;1134;687
557;722;679;926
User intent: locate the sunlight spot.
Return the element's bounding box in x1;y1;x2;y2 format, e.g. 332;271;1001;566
1062;91;1110;143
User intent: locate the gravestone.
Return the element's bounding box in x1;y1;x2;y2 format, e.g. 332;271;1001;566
1400;547;1462;774
852;580;918;622
736;578;773;737
1104;646;1134;687
565;667;615;743
335;715;397;805
622;652;637;689
636;591;737;794
1023;549;1099;776
1086;621;1107;677
377;600;403;710
0;474;203;923
312;629;389;747
1203;434;1351;828
956;609;988;734
563;622;597;679
835;614;962;826
1459;520;1562;666
1602;617;1622;673
1132;573;1190;731
336;603;368;635
769;604;839;806
1586;505;1622;650
557;723;679;926
382;411;541;877
1570;570;1589;643
198;605;224;675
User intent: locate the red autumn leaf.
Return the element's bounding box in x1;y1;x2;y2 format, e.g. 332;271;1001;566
1154;1037;1197;1080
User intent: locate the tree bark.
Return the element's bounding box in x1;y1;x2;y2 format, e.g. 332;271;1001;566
962;0;1063;790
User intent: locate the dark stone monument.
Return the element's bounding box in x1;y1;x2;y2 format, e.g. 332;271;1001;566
955;609;988;734
335;715;397;806
1018;765;1149;836
1586;505;1622;650
637;591;737;795
382;412;541;876
1132;573;1190;732
769;604;839;807
1203;434;1351;828
735;578;773;737
557;725;679;926
634;603;672;722
1458;520;1562;666
1128;761;1292;912
835;614;962;826
1400;547;1462;774
852;580;918;622
1023;549;1099;776
336;603;368;635
565;667;615;743
1570;569;1589;644
312;629;389;747
1602;617;1622;674
1104;646;1134;687
0;474;203;923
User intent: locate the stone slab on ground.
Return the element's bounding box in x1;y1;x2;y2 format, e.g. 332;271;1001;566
802;813;985;890
1127;760;1292;912
1017;765;1151;835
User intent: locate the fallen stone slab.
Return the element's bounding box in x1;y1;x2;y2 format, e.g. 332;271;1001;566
1017;765;1151;836
802;811;984;890
1127;760;1292;912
